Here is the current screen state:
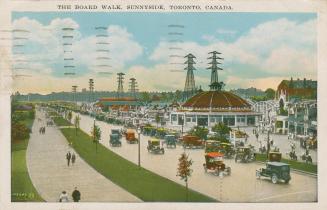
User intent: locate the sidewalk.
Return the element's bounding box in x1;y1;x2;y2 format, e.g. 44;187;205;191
26;109;140;202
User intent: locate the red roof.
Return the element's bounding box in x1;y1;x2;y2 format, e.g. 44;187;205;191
183;91;250;109
206;152;224;158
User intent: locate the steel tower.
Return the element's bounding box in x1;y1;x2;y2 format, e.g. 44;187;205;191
184;53;196;99
129;78;138;99
117;72;125;98
207;51;223;91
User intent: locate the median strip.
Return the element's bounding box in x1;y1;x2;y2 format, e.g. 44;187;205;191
55;116;216;202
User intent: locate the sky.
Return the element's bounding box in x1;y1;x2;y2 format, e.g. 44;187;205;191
11;12;317;94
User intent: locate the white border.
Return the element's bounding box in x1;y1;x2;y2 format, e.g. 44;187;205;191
1;0;327;210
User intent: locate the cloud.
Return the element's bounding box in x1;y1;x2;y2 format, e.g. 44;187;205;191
216;28;237;35
12;18;143;77
149;18;317;88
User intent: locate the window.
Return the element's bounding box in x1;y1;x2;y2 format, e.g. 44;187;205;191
171;114;177;122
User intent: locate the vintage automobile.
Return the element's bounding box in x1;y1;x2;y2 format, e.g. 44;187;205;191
203;152;231;176
156;128;168;139
111;129;122;139
233;129;249;138
164;134;177;148
256;162;291;184
220;142;235;159
125;129;138;144
235;146;255;163
109;134;122;147
205;140;221;153
182;135;204;149
147;138;165;154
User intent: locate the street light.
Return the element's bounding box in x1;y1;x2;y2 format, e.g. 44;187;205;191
137;127;141;168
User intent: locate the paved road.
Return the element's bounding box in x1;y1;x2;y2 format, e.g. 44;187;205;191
26;110;140;202
73;112;317;202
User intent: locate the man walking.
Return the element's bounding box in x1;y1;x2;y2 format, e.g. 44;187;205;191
72;187;81;202
71;153;76;166
66;151;71;166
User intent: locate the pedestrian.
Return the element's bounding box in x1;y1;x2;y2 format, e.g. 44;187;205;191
71;153;76;165
66;151;71;166
59;191;69;202
255;133;259;141
72;187;81;202
245;135;248;143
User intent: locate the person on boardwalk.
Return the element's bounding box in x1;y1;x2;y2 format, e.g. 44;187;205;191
71;153;76;165
72;187;81;202
66;151;71;166
59;191;69;202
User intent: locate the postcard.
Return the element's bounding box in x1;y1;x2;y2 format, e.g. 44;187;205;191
0;0;326;210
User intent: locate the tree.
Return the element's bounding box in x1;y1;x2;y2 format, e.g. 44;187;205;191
74;115;80;136
140;92;151;103
212;122;231;138
188;126;208;140
67;111;73;123
91;123;101;153
265;88;276;100
177;152;193;201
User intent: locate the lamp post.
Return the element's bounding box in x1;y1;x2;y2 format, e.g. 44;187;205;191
137;127;141;168
266;127;271;158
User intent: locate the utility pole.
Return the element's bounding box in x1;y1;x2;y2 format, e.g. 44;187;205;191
89;78;94;102
117;72;125;98
207;51;224;91
72;85;78;104
183;53;196;100
129;78;139;99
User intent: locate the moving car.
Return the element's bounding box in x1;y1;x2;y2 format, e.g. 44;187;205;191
256;162;291;184
125;129;138;144
109;134;122;147
203;152;231;176
164;134;177;148
235;146;255;163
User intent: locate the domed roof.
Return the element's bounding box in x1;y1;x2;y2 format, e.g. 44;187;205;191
182;91;251;110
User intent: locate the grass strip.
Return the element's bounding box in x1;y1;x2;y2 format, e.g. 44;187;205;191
52;116;72;126
11;110;43;202
255;153;317;174
60;127;216;202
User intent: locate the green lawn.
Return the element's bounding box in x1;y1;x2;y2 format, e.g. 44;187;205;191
52;116;72;126
11;108;43;202
255;153;317;174
60;127;216;202
11;139;43;202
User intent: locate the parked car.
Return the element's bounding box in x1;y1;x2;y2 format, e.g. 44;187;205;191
203;152;231;176
109;134;122;147
125;129;138;144
147;138;165;154
256;162;291;184
220;142;235;159
164;135;177;148
182;135;204;149
235;147;255;163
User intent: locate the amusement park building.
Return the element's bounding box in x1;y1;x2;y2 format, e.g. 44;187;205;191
169;90;262;128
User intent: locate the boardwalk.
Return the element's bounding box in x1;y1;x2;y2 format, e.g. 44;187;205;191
26;110;140;202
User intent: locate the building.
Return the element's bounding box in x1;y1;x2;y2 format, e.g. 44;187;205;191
277;78;317;105
169;90;262;128
96;97;142;115
287;100;317;137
